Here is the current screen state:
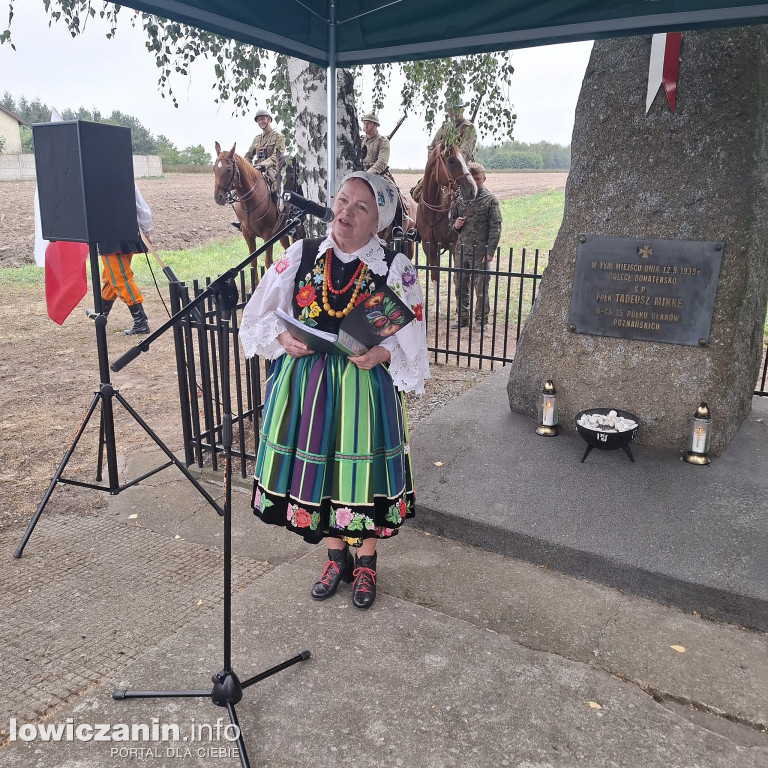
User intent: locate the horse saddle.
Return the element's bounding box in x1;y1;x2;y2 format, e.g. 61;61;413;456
262;173;281;207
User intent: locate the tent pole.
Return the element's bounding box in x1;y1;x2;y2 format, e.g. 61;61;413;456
326;0;337;204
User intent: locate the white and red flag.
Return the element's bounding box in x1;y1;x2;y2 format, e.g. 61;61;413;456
33;107;90;325
646;32;682;114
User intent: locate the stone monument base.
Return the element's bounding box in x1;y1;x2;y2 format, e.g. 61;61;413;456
507;29;768;455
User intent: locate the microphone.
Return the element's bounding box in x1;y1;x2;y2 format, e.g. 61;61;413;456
282;191;334;223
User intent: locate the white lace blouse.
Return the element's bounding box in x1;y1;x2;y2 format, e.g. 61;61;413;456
239;234;430;394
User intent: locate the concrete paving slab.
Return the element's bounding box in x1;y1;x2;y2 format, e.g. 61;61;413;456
97;451;768;731
378;531;768;729
3;377;767;767
2;550;766;768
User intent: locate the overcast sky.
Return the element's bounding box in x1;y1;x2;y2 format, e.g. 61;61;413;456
1;3;593;169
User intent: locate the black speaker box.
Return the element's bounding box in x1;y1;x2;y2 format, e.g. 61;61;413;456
32;120;138;244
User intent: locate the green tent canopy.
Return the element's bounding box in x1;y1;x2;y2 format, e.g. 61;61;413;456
114;1;768;66
112;0;768;194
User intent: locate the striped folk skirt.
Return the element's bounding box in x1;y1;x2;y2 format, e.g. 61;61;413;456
252;352;415;547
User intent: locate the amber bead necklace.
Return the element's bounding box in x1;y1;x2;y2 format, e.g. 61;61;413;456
322;248;368;318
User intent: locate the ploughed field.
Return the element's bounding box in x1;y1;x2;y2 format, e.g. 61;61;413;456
0;171;568;268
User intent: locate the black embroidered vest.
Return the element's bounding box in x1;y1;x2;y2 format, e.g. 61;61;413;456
291;238;397;335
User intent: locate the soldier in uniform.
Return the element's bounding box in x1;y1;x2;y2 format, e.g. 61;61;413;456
411;98;476;205
450;162;502;331
244;107;286;199
360;113;395;183
361;112;408;231
85;185;153;335
427;99;477;162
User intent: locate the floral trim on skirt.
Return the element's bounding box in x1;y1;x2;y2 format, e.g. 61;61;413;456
251;352;416;547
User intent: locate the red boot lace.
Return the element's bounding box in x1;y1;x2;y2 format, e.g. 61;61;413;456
352;566;376;594
318;560;341;586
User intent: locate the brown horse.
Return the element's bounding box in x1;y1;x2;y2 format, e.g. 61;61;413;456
213;141;290;274
416;141;477;284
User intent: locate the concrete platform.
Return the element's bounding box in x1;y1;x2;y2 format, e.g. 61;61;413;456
410;367;768;631
1;369;766;767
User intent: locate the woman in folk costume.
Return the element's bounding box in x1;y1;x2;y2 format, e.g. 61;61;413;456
240;171;429;609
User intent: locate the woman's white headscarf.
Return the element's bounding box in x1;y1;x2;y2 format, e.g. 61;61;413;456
340;171;398;233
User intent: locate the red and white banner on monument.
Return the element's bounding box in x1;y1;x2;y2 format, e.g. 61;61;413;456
646;32;681;114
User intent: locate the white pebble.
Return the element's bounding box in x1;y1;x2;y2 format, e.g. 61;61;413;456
579;411;637;433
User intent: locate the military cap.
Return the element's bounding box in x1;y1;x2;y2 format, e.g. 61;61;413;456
362;112;380;125
254;108;272;121
446;98;469;111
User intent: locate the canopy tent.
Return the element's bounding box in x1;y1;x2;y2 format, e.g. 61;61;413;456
109;1;768;66
109;0;768;194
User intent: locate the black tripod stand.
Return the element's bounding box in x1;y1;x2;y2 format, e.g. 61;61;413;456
111;215;311;768
14;243;223;559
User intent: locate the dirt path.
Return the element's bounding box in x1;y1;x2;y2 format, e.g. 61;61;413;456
0;171;567;268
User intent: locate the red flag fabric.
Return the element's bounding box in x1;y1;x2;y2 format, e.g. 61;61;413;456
662;32;682;112
44;241;89;325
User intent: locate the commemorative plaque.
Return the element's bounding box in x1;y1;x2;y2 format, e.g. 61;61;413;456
568;235;724;346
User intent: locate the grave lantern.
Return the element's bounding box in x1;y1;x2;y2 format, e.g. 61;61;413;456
683;402;712;465
536;379;559;436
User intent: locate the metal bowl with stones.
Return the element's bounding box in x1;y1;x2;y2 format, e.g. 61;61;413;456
575;408;639;463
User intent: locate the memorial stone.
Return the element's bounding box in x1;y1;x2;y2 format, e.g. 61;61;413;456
507;29;768;455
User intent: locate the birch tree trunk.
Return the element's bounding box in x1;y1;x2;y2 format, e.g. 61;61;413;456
286;57;360;235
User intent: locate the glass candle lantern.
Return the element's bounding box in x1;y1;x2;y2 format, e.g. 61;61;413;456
683;402;712;465
536;380;559;436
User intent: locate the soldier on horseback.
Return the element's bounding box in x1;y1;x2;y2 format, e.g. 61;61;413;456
411;97;477;206
361;113;396;185
427;98;477;162
360;112;414;239
244;107;286;204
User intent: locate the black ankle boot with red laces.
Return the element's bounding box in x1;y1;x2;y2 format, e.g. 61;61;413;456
311;546;353;601
352;552;377;610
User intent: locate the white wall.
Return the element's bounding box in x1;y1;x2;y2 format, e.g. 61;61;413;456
0;153;35;180
0;154;163;181
133;154;163;177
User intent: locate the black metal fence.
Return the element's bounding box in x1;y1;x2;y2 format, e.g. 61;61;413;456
169;271;263;476
169;246;768;477
414;242;544;369
169;244;545;476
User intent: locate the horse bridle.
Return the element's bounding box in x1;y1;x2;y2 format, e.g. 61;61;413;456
440;146;473;184
419;147;468;215
214;154;240;204
215;154;272;223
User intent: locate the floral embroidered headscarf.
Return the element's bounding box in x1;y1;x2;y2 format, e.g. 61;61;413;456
341;171;398;233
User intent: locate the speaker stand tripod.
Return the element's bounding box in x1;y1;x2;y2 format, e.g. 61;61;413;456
111;216;310;768
14;243;223;559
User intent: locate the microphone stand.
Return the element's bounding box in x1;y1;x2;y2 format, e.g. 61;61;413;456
112;213;311;768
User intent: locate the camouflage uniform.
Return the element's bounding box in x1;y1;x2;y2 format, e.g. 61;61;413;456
450;185;502;326
244;127;286;188
428;118;477;161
